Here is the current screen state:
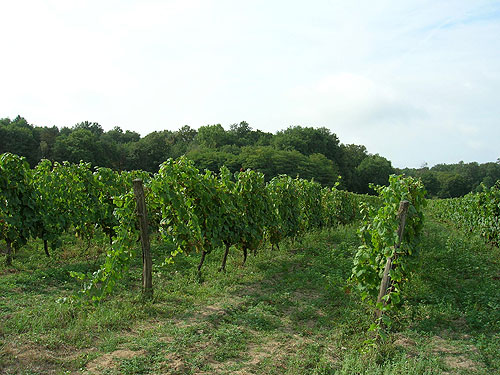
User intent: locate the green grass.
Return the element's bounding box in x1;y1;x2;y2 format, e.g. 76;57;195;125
0;214;499;374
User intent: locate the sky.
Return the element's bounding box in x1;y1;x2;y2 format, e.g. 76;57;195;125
1;0;500;168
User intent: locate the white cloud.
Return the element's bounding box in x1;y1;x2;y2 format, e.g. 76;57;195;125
288;73;426;130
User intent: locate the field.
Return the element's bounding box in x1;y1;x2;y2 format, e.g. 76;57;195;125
0;213;499;375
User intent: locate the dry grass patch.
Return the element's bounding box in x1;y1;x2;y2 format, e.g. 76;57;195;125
83;349;146;374
1;343;92;374
431;335;481;373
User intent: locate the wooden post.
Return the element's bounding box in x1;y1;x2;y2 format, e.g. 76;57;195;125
375;200;410;319
133;179;153;299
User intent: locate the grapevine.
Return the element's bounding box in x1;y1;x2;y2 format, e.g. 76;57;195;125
351;174;426;332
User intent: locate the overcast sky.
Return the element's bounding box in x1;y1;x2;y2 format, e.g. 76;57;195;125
2;0;499;168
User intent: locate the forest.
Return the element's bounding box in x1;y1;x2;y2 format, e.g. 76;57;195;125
1;115;499;197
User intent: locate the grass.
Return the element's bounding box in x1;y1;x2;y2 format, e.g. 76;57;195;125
0;213;499;374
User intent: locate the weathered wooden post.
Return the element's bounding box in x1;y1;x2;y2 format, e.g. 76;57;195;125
375;200;410;319
133;179;153;299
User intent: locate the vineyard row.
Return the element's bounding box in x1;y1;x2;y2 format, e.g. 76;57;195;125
430;182;500;246
0;152;439;331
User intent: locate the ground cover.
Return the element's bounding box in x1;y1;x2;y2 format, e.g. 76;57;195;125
0;214;498;374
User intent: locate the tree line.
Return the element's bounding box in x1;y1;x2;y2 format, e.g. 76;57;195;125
1;115;498;196
400;161;500;198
